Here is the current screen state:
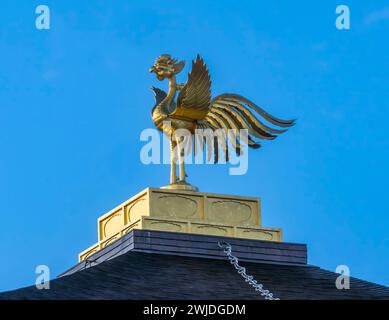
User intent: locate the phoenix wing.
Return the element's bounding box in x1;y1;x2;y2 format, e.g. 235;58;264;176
171;54;211;120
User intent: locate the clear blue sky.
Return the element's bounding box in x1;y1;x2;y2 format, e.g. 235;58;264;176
0;0;388;291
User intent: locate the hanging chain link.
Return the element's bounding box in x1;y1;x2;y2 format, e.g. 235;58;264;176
218;241;280;300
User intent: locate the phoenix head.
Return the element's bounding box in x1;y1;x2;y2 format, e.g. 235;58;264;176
149;54;185;80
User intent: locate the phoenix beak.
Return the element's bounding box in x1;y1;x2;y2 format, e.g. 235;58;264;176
149;66;156;73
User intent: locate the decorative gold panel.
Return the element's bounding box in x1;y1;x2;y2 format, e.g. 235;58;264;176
101;210;123;239
126;197;148;224
236;227;281;241
79;245;99;261
102;235;120;248
152;192;201;220
143;218;187;233
191;223;233;236
159;195;196;217
208;200;253;225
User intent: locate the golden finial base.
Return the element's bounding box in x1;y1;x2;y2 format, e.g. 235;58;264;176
78;187;283;262
161;181;199;192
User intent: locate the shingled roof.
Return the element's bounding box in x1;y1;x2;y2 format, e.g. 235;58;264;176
1;230;388;300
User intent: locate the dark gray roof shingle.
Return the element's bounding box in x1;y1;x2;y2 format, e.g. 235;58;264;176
1;251;388;300
1;230;387;300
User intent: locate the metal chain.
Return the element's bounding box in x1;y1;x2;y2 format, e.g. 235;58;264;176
218;241;280;300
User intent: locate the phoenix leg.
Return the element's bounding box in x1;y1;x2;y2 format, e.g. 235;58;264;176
170;137;177;184
178;136;186;182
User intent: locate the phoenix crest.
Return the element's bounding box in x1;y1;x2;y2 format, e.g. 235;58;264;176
150;54;294;191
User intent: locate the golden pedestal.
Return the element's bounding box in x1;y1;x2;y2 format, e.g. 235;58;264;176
79;188;282;262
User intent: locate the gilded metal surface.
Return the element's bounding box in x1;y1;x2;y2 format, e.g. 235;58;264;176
79;188;283;261
150;54;295;190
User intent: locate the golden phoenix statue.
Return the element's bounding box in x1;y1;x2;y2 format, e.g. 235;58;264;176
149;54;294;191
